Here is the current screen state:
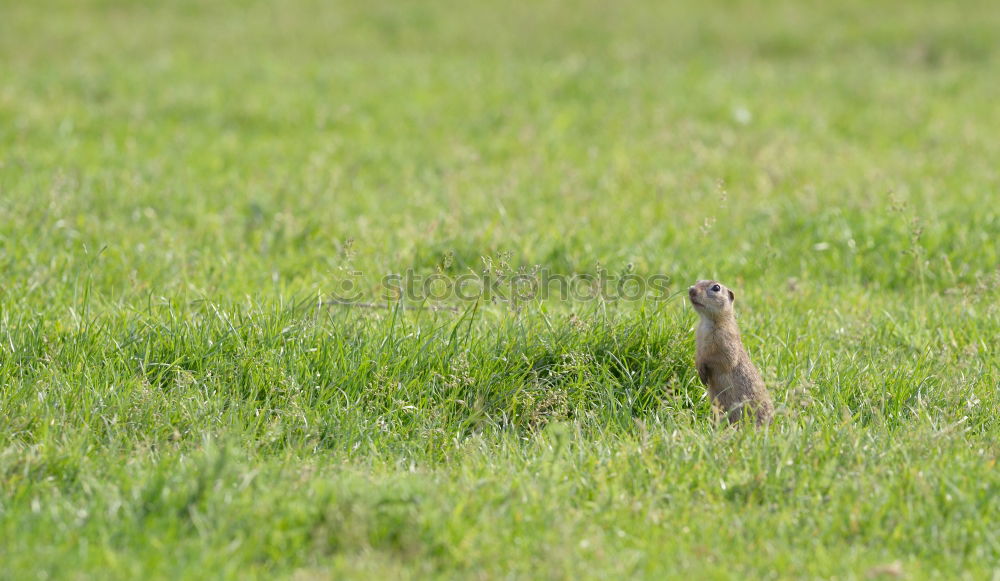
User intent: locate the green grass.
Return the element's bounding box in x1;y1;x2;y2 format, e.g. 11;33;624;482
2;0;999;578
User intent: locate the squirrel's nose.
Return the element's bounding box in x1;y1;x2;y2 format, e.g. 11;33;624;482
688;286;696;297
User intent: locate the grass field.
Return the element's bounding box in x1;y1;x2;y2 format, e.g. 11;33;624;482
2;0;999;578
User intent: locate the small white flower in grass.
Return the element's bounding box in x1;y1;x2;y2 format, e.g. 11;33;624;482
732;106;752;125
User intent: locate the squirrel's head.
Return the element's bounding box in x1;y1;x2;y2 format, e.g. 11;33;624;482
688;280;735;319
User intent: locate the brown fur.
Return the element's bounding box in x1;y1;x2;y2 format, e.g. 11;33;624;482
689;280;774;427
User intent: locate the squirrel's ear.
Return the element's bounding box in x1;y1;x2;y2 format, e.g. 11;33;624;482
728;289;735;303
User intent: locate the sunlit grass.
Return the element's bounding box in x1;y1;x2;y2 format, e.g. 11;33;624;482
1;0;998;578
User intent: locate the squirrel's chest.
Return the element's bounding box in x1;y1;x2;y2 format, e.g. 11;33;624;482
695;322;739;365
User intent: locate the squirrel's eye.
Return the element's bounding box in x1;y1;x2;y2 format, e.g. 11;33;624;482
711;284;721;292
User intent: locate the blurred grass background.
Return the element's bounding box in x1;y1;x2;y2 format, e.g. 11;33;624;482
3;0;998;300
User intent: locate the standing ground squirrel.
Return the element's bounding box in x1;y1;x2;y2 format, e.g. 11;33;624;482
688;280;774;427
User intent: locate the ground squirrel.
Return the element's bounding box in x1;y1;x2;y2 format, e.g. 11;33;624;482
688;280;774;426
